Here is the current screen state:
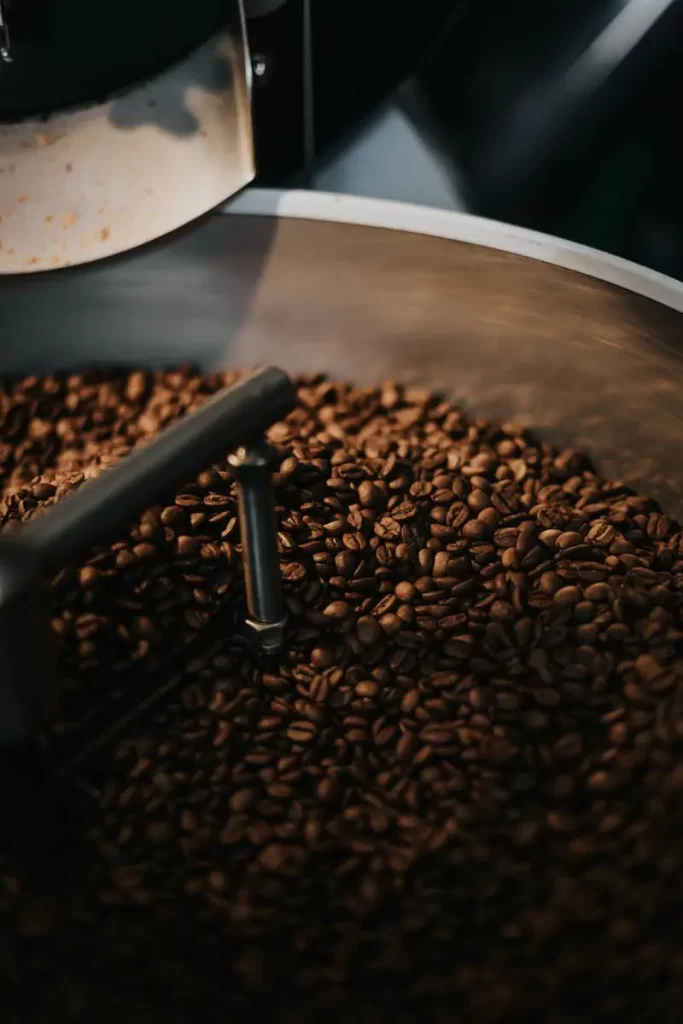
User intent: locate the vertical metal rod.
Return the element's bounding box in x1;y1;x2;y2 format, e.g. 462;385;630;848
302;0;316;182
228;441;287;655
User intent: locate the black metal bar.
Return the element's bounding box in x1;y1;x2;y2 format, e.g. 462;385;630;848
22;367;296;575
0;537;55;749
227;442;287;654
240;472;284;623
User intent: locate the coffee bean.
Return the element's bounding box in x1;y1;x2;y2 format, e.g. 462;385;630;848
576;623;598;644
553;733;583;760
132;542;156;560
524;710;550;731
556;531;584;550
539;571;562;595
553;585;582;606
394;581;415;602
400;689;420;714
467;488;490;513
322;600;351;622
176;535;198;557
287;721;316;743
310;647;335;670
358;480;382;508
379;613;402;636
229;788;256;813
356;616;381;647
635;653;665;683
493;527;518;548
355;680;380;698
78;566;99;587
396;731;418;760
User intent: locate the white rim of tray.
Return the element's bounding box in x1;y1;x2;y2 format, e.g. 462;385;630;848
224;188;683;315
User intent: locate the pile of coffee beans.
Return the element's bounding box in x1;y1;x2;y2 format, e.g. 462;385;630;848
3;369;683;1023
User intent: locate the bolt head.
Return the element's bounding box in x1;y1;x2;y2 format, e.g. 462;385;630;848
241;614;288;656
252;54;269;79
228;441;279;473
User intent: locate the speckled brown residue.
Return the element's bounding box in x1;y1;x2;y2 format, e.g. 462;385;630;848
16;196;27;204
99;227;111;241
45;215;53;223
65;163;73;172
26;256;39;266
63;213;77;228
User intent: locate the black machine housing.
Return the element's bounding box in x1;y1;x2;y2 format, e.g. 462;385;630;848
0;0;456;185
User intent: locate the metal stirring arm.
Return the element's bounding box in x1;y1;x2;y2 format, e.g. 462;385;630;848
0;366;296;756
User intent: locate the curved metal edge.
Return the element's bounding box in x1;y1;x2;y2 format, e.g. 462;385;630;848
0;8;254;274
224;188;683;315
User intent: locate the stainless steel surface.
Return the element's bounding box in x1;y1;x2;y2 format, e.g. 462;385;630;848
0;2;254;272
4;189;683;521
228;442;287;654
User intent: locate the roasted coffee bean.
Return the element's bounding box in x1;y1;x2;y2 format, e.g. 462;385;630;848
553;585;582;606
356;616;381;647
394;580;416;602
4;370;683;1023
322;599;351;623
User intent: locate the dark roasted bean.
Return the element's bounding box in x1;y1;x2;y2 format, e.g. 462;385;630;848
356;616;381;647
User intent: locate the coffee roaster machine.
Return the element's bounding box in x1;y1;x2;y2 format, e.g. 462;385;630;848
3;0;683;844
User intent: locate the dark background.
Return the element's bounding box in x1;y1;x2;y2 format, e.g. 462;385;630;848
403;0;683;279
251;0;683;280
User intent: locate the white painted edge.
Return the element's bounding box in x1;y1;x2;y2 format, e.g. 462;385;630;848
223;188;683;314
